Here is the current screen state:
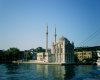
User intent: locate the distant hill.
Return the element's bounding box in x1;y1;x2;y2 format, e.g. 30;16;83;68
74;46;100;52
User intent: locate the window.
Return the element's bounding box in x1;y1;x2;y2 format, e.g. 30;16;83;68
84;53;86;55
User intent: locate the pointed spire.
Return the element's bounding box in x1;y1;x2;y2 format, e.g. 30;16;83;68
46;24;48;35
55;26;57;44
46;24;48;53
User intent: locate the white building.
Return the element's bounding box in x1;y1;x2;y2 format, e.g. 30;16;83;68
37;26;74;64
51;36;74;64
96;51;100;65
37;52;45;62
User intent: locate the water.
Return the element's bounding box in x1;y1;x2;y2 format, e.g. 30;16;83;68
0;64;100;80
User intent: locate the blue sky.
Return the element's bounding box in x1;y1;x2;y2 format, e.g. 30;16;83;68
0;0;100;50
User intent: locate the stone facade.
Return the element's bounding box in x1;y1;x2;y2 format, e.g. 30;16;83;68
36;26;74;64
51;36;74;64
37;36;74;64
37;52;45;62
37;52;51;63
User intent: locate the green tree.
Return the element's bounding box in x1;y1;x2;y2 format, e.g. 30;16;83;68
74;54;79;63
35;47;45;52
5;48;20;61
24;50;32;61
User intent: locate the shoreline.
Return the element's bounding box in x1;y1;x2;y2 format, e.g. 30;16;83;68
0;60;97;65
12;61;64;65
11;60;97;65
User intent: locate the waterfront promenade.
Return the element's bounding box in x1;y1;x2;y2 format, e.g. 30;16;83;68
12;60;63;65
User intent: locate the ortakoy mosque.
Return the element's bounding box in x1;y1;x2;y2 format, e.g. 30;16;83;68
37;26;74;64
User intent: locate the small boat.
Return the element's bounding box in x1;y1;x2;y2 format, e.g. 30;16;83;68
96;59;100;65
96;51;100;65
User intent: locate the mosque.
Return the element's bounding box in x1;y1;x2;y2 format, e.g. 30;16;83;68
37;25;74;64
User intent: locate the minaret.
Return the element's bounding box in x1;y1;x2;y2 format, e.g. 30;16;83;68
54;27;57;62
46;25;48;53
55;27;57;44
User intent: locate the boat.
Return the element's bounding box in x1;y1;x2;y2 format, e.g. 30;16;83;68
96;59;100;65
96;51;100;65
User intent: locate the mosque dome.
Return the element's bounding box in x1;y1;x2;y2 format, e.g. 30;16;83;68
59;36;65;41
59;36;70;43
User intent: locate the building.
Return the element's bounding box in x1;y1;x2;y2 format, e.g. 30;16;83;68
36;26;74;64
75;51;92;61
96;51;100;65
37;25;51;63
51;36;74;64
74;46;100;62
37;52;45;62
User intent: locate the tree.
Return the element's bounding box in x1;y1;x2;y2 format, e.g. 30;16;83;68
24;50;32;61
74;54;79;63
35;47;45;52
5;48;20;61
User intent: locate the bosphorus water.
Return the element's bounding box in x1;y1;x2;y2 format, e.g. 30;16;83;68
0;64;100;80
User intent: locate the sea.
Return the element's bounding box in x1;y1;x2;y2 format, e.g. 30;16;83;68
0;64;100;80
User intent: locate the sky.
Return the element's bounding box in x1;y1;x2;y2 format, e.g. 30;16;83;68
0;0;100;50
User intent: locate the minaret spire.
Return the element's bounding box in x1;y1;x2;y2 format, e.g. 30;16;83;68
55;27;57;44
46;24;48;53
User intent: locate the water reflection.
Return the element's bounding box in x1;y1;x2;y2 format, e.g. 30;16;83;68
0;64;100;80
5;64;19;74
74;65;100;80
97;65;100;70
5;64;37;80
90;65;100;79
64;65;75;80
36;65;75;80
36;65;49;78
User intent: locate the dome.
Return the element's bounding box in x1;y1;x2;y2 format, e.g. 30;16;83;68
59;36;68;41
59;36;65;41
59;36;70;43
